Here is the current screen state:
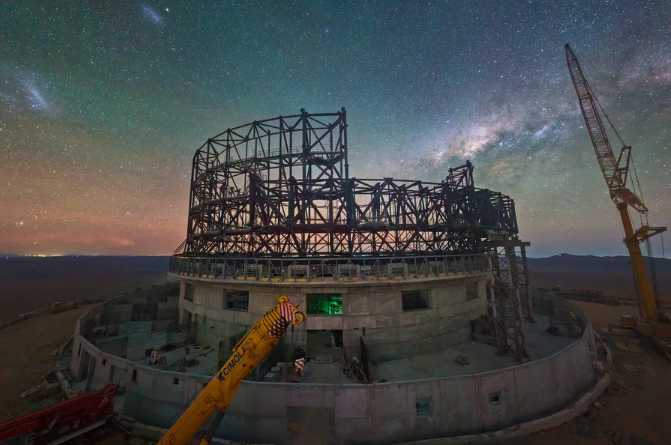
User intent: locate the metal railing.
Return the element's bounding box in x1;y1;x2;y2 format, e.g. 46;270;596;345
169;254;490;282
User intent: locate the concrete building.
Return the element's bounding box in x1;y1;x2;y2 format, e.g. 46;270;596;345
179;265;486;370
71;278;599;445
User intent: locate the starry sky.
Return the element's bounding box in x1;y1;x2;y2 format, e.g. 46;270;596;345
1;0;670;257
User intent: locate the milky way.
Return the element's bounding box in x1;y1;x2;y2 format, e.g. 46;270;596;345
1;1;670;256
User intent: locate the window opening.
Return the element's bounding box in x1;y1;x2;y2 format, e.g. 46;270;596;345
466;282;478;301
402;290;430;311
416;397;432;416
307;293;343;315
224;290;249;311
489;391;502;406
185;283;195;302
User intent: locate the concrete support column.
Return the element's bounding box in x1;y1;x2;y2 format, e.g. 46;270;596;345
85;355;96;392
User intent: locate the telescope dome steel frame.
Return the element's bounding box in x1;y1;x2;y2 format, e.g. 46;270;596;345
175;108;520;259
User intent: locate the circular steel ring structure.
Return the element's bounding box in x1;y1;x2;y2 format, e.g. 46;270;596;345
176;108;520;259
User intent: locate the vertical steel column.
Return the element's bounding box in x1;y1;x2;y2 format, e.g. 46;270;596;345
487;240;529;362
342;107;349;180
520;245;534;322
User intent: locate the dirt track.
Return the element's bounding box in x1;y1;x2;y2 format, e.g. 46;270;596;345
0;304;94;422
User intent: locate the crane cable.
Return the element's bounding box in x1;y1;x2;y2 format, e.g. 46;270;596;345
290;299;307;376
593;88;659;309
587;80;626;147
630;156;650;227
290;298;307;351
588;79;649;221
663;231;666;260
645;237;661;310
586;71;665;314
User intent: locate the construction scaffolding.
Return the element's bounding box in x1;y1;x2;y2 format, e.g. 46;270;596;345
176;109;521;258
173;108;531;359
483;236;531;362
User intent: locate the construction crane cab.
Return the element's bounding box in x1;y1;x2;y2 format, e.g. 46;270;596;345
565;43;671;344
157;296;306;445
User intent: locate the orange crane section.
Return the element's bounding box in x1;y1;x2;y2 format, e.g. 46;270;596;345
565;44;669;338
157;296;306;445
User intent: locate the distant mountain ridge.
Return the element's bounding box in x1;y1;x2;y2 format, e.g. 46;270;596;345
0;256;171;321
0;256;169;280
527;254;671;298
528;253;671;274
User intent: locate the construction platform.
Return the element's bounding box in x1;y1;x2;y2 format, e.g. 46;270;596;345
69;282;599;445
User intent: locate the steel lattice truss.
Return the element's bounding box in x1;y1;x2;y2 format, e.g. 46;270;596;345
489;243;530;362
176;109;520;258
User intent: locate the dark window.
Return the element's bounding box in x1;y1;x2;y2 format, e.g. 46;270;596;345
224;290;249;311
416;397;432;416
132;369;138;384
332;330;344;347
466;282;478;301
185;283;195;302
102;358;107;366
307;293;343;315
173;377;179;385
402;290;430;311
489;391;502;406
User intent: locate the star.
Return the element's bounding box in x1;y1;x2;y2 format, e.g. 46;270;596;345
0;0;668;258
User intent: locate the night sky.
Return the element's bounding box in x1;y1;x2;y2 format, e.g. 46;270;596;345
1;1;670;257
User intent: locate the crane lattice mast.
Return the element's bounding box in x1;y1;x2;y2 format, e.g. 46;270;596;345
565;43;667;326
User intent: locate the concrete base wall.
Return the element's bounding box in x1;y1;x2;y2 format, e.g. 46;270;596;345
96;336;129;357
71;283;180;382
71;286;597;445
116;329;594;444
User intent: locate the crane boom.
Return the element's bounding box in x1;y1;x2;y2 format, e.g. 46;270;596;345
157;296;306;445
565;44;646;212
565;43;667;327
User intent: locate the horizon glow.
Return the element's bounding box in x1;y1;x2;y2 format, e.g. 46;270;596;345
1;1;669;257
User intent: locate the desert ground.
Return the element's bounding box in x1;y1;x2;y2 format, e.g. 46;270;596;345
0;256;170;322
528;254;671;300
0;303;95;422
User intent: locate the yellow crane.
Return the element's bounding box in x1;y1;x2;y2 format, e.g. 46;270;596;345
565;44;670;339
157;296;306;445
